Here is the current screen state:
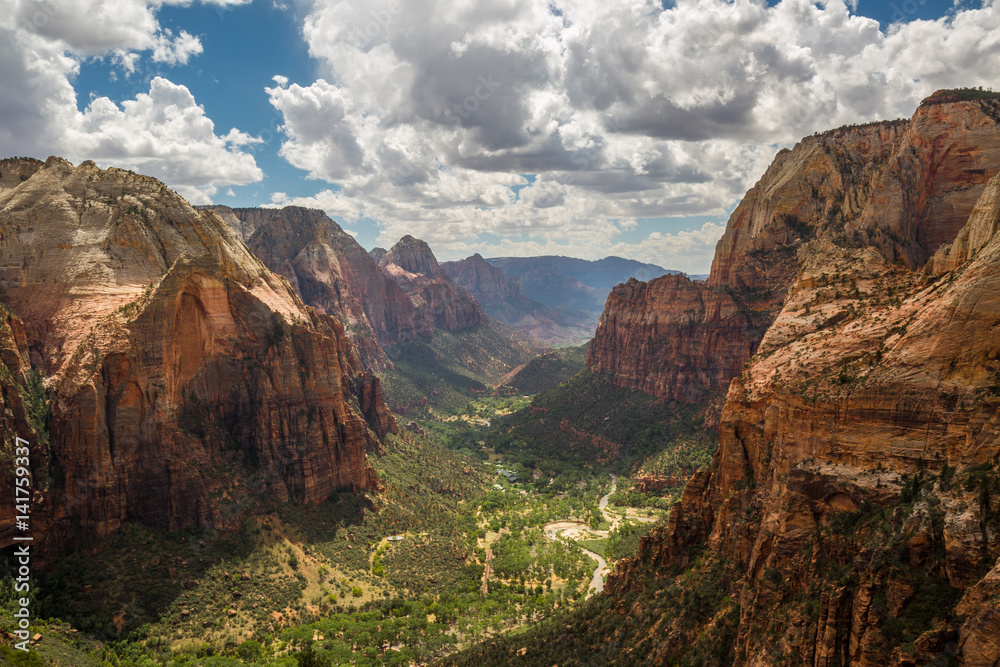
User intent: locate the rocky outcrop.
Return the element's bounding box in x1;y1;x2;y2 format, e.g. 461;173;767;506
586;274;753;402
208;206;426;370
0;306;53;551
0;157;44;193
600;92;1000;666
378;236;488;332
0;158;394;540
589;120;909;402
442;254;596;345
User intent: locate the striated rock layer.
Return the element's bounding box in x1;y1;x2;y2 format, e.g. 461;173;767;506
590;94;1000;408
0;305;53;551
589;119;909;402
208;205;425;370
600;93;1000;666
0;158;394;542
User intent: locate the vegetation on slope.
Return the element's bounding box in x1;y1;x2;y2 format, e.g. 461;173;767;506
442;462;1000;666
499;369;716;481
380;324;543;414
494;343;588;396
0;419;634;665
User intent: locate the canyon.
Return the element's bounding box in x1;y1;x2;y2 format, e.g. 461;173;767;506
442;253;609;346
2;90;1000;667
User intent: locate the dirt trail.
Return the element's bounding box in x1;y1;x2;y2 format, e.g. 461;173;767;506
482;527;509;596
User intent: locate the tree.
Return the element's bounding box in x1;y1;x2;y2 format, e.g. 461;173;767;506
963;463;1000;562
296;641;333;667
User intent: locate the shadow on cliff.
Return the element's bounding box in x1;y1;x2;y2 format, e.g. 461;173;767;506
32;493;372;641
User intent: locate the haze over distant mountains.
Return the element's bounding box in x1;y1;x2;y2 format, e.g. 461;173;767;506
442;254;678;346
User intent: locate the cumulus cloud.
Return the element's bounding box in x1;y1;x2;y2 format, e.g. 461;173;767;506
66;77;263;203
0;0;263;199
150;28;203;66
270;0;1000;269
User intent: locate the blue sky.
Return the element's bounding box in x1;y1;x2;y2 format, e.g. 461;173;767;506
2;0;993;272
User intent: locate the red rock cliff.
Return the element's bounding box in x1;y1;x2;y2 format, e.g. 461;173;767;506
589;120;909;402
378;236;488;332
209;206;425;370
0;158;395;540
848;93;1000;267
602;94;1000;666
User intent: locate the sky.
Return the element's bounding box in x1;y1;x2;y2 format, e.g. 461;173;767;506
1;0;998;273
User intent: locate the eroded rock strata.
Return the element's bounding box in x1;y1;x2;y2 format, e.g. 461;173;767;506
377;235;488;333
0;158;393;542
597;93;1000;665
209;206;428;370
588;119;909;402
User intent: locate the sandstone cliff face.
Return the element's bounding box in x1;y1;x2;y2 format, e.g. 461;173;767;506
0;158;394;539
589;120;908;402
0;157;44;193
603;95;1000;666
209;206;425;370
0;306;53;551
378;236;488;333
587;274;755;402
848;94;1000;267
442;254;596;345
929;172;1000;274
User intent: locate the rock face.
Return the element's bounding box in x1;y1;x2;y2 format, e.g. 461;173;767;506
0;158;394;540
209;206;424;370
848;93;1000;267
596;93;1000;666
929;172;1000;274
442;254;596;345
377;236;488;332
0;305;52;550
589;120;909;402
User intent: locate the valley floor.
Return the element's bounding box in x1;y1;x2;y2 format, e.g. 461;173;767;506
0;378;691;666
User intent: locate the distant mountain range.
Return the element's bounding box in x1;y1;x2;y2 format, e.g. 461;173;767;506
486;255;677;314
442;254;677;345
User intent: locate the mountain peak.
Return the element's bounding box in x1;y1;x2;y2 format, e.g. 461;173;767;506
382;235;441;278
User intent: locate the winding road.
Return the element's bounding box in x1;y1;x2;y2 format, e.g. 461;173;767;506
543;474;619;599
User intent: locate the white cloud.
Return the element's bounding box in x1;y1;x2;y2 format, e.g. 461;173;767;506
65;77;263;203
0;1;263;199
150;28;203;66
268;0;1000;270
420;220;727;273
610;222;728;274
